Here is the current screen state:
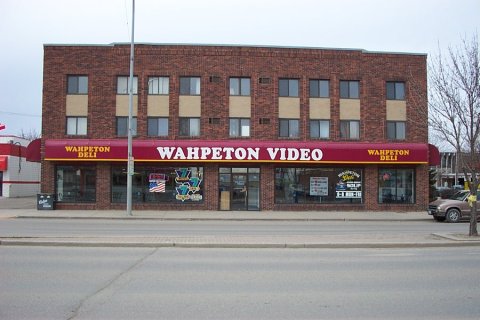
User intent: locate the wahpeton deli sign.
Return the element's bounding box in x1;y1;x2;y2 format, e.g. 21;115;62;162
45;140;431;164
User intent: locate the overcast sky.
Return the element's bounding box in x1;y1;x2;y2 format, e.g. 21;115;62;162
0;0;479;137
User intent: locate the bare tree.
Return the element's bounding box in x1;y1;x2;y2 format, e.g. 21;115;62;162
18;128;41;141
429;34;480;236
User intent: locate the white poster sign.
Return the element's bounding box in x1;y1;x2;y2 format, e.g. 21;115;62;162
310;177;328;196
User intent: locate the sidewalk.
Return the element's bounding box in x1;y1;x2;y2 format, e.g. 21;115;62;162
1;196;480;248
0;196;430;221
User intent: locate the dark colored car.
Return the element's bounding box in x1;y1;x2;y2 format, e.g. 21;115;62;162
428;190;480;222
434;187;456;199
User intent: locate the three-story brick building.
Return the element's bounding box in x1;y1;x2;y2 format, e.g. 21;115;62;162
41;43;438;211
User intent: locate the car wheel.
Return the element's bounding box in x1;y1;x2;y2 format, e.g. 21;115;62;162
446;208;461;223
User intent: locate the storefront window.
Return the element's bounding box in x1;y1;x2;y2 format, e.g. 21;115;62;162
378;168;414;204
56;165;96;202
275;168;362;204
111;166;203;203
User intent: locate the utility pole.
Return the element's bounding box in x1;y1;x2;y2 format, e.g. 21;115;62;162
126;0;135;216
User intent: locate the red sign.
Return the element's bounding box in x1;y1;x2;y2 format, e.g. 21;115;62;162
0;156;7;170
44;139;431;164
0;123;5;131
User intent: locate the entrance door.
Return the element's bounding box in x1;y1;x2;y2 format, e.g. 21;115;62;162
232;173;248;210
219;168;260;211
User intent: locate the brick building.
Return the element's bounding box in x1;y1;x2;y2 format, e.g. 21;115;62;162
41;43;438;211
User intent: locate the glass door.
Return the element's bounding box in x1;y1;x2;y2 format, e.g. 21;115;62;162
219;168;260;211
232;173;248;210
247;171;260;210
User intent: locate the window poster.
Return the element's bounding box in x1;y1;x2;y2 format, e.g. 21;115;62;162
175;168;203;202
148;173;168;193
310;177;328;196
336;170;362;199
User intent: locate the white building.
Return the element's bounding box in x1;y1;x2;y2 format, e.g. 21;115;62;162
434;152;480;189
0;136;41;197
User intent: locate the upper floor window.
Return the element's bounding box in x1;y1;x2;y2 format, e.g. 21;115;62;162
230;78;251;96
66;117;87;135
148;77;169;95
67;76;88;94
279;79;299;97
148;117;169;136
310;120;330;139
116;117;137;136
179;117;200;136
387;121;406;140
340;120;360;140
117;76;138;95
279;119;299;138
229;118;250;137
180;77;201;95
340;80;359;99
386;82;405;100
309;80;329;98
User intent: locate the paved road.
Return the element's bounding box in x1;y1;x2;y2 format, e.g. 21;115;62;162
1;246;479;319
0;218;466;238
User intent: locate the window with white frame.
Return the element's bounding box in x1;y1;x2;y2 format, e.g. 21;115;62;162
180;77;201;95
179;117;200;136
66;117;87;135
309;79;329;98
148;77;169;95
279;79;299;97
116;117;137;136
340;80;359;99
310;120;330;139
230;77;251;96
386;121;406;140
340;120;360;140
229;118;250;137
386;81;405;100
117;76;138;94
148;117;169;136
279;119;299;138
67;75;88;94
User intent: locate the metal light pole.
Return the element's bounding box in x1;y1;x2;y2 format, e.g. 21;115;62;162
126;0;135;216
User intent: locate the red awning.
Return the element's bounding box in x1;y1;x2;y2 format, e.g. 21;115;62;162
26;138;41;162
45;139;431;165
0;156;8;171
428;144;441;166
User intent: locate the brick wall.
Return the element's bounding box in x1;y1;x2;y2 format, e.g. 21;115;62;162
42;44;427;142
42;44;428;211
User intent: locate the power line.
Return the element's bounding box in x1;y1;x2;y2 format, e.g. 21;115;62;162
0;110;41;118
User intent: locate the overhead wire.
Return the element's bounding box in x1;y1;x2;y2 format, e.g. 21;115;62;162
0;110;41;118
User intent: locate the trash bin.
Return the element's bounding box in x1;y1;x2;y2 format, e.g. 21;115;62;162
37;194;55;210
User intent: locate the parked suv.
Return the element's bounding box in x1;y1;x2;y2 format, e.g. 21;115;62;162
428;190;480;222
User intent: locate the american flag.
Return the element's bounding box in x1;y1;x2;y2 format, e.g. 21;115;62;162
149;180;166;193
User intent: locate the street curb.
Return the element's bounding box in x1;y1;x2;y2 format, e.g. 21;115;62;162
13;216;432;222
2;239;480;249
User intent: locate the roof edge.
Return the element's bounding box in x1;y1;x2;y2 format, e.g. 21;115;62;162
43;42;427;56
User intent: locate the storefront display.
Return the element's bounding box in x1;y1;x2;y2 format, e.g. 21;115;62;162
56;165;96;202
45;139;434;210
378;168;414;204
275;168;363;204
111;166;203;203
